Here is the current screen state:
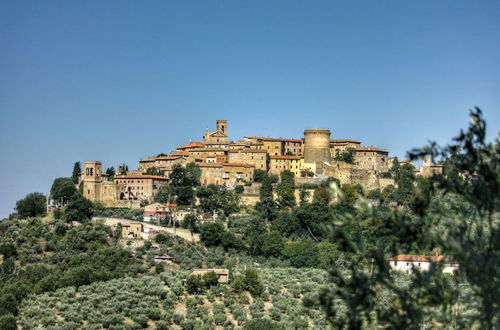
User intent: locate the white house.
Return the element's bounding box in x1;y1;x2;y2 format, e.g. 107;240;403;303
387;254;459;275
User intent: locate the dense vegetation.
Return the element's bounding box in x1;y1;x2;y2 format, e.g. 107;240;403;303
18;269;330;329
1;109;498;329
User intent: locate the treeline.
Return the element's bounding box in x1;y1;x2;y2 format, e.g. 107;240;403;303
0;218;147;329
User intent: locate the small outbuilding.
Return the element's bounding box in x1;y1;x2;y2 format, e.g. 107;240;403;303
190;269;230;283
387;254;459;275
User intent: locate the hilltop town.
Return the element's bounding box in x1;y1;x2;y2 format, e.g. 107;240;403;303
81;120;443;208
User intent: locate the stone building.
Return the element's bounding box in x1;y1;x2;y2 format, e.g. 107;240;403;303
387;255;458;275
190;269;230;283
82;161;168;208
203;120;228;144
269;155;302;177
353;146;389;174
418;156;444;178
188;148;228;164
303;128;332;164
138;155;186;175
83;119;437;209
228;148;268;171
330;139;361;158
121;223;143;239
199;162;254;187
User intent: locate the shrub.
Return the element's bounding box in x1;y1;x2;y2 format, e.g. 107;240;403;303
0;314;16;330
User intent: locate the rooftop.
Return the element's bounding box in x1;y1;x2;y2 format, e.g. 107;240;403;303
177;142;205;149
387;254;451;263
355;146;388;153
114;174;168;180
270;155;302;160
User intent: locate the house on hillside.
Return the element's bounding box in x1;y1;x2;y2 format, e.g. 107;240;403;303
387;254;459;274
190;269;230;283
121;223;143;239
143;203;177;222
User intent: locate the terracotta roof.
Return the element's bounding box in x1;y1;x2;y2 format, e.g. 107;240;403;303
223;163;255;168
191;268;229;275
228;148;267;153
156;156;183;160
355;146;388;153
281;138;302;143
190;148;228;152
171;150;190;156
387;255;452;263
114;175;168;180
139;157;156;162
330;139;361;144
177;142;205;149
198;163;223;168
270;155;302;160
205;141;230;145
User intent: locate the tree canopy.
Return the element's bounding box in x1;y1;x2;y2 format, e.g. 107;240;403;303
15;192;46;218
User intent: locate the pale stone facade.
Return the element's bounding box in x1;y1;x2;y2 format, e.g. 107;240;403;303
353;147;389;174
228;149;267;171
121;223;143;239
388;255;459;275
82;161;168;208
269;155;302;177
83;119;444;209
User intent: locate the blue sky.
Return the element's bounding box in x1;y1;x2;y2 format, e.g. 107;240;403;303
1;0;499;218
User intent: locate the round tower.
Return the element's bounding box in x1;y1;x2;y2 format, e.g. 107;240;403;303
303;128;332;163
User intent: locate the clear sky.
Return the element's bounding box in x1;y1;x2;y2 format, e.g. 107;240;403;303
1;0;499;218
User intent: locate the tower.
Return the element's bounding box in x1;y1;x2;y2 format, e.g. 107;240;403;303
303;128;332;164
83;161;103;202
216;120;227;135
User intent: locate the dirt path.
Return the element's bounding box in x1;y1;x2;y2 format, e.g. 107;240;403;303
93;217;200;242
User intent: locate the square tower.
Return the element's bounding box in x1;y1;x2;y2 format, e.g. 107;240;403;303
217;120;227;134
83;161;103;202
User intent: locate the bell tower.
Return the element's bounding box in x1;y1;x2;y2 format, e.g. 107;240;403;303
216;120;227;134
83;161;103;201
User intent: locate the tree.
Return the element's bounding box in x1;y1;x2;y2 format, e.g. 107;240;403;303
253;169;267;182
232;268;264;296
334;148;355;164
105;167;116;180
196;185;240;216
119;164;128;175
0;314;16;330
301;169;315;177
276;170;296;208
260;231;284;257
255;174;276;221
283;240;318;268
394;163;416;205
183;214;200;235
64;193;94;222
50;177;77;206
244;268;264;296
202;271;219;288
199;222;226;247
186;275;205;294
243;318;285;330
153;185;173;204
313;187;331;205
167;163;200;206
15;192;46;218
311;108;500;329
299;187;311;204
340;184;358;207
71;161;81;184
145;167;164;176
